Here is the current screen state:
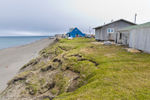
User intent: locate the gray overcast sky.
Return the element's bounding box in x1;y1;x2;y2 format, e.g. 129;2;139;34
0;0;150;36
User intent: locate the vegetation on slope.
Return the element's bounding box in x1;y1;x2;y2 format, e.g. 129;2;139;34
1;38;150;100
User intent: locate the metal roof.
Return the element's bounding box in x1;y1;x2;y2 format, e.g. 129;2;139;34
93;19;136;29
119;22;150;32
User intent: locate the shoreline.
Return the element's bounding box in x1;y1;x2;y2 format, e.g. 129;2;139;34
0;38;55;93
0;38;47;51
0;36;50;50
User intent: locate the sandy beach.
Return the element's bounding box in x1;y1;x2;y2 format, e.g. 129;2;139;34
0;38;54;93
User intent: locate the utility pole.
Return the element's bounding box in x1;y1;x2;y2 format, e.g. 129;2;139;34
134;13;137;24
111;19;114;22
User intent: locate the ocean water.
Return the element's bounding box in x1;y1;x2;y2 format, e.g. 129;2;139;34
0;36;49;50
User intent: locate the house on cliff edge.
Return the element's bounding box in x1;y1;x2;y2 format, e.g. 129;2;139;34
94;19;136;41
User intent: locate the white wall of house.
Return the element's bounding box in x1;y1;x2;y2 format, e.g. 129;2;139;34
95;28;100;40
129;27;150;53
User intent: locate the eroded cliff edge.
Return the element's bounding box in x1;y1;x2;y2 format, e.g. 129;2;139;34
0;38;98;100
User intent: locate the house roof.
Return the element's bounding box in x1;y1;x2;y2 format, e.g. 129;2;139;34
67;27;78;33
67;27;85;34
119;22;150;32
68;28;74;33
93;19;136;29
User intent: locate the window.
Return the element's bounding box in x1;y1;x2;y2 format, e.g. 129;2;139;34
107;28;114;33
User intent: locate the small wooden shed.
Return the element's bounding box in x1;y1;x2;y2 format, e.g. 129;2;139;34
116;30;130;45
116;26;134;45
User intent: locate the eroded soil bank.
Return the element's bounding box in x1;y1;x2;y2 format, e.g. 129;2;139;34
1;38;150;100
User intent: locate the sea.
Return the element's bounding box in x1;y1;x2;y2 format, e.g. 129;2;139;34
0;36;50;50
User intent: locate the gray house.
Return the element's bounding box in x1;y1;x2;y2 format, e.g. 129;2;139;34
118;22;150;53
94;19;136;41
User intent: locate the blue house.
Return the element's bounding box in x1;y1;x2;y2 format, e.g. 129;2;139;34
67;27;85;38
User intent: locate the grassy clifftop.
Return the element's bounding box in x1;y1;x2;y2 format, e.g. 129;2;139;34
1;38;150;100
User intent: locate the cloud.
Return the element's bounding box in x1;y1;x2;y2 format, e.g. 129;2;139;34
0;0;150;36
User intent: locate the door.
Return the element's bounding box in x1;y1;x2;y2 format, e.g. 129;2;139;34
76;34;78;37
